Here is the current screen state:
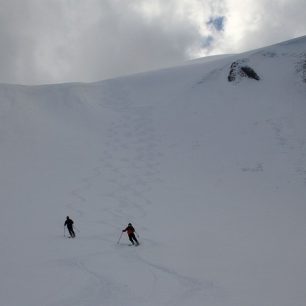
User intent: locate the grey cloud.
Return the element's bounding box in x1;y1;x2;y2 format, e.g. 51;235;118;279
0;0;203;84
70;4;200;82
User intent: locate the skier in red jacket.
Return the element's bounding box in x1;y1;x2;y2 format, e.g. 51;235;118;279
122;223;139;245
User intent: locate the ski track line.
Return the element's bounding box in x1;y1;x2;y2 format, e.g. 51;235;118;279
50;254;128;306
266;115;306;185
56;238;220;306
133;253;221;306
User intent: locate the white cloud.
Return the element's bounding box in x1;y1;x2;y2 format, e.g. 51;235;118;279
215;0;306;53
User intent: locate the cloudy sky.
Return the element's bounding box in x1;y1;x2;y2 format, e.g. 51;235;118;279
1;0;305;84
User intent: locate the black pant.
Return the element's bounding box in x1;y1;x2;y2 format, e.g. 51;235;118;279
67;226;75;238
128;233;139;245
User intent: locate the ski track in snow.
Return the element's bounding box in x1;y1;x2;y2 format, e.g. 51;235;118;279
52;247;221;306
134;256;220;306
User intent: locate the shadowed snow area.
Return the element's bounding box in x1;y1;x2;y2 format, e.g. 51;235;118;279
1;36;306;306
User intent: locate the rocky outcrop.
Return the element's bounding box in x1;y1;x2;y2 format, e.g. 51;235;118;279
228;60;260;82
296;54;306;83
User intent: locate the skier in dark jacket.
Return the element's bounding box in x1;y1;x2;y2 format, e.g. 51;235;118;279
122;223;139;245
64;216;75;238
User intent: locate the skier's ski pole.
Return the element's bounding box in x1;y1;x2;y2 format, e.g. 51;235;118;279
117;232;123;244
135;231;140;238
64;226;66;237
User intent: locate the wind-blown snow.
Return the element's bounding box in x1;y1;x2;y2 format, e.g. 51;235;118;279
1;36;306;306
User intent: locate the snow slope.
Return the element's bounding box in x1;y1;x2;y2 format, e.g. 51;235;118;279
1;36;306;306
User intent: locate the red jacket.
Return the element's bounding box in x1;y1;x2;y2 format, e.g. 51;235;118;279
123;225;135;235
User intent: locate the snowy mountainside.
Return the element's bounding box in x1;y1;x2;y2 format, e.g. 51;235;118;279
1;36;306;306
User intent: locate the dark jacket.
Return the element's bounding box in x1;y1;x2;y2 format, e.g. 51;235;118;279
64;218;74;228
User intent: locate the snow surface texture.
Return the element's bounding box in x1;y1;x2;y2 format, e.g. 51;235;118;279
1;36;306;306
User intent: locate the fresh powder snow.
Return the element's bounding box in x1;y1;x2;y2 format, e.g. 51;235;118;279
1;36;306;306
